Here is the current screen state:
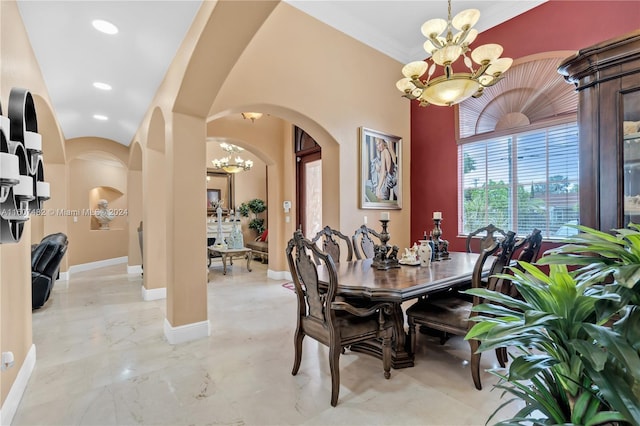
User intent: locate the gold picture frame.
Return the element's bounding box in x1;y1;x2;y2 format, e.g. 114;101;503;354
359;127;402;209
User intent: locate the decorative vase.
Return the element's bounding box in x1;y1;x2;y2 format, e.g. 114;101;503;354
418;240;432;267
228;214;244;249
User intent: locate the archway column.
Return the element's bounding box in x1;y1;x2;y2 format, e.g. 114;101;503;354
126;168;142;273
142;147;167;299
163;112;209;344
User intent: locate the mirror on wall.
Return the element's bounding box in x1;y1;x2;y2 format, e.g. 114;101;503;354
206;169;234;215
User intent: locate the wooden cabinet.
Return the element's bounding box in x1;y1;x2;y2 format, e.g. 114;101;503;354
558;30;640;231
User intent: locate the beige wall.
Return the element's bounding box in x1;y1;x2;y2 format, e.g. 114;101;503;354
67;158;128;265
65;138;129;266
0;0;67;407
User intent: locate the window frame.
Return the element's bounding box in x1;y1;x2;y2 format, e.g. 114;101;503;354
458;121;579;240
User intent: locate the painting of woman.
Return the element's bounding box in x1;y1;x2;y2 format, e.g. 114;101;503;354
360;128;402;209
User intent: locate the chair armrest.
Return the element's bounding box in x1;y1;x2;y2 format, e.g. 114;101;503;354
331;301;392;317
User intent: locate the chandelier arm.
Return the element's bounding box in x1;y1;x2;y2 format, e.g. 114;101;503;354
411;77;426;89
456;27;472;46
472;61;491;79
482;74;505;88
429;35;444;50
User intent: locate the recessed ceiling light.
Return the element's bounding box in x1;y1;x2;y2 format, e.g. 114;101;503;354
93;114;108;121
93;82;112;91
92;19;118;35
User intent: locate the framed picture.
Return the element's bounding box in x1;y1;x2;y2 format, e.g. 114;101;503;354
360;127;402;209
207;188;221;213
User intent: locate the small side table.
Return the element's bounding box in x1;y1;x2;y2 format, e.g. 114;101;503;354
208;246;252;275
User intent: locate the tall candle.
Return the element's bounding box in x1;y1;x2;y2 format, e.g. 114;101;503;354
363;216;368;225
433;211;442;220
381;212;390;221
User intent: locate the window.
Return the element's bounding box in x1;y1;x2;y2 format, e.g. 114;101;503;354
458;122;579;239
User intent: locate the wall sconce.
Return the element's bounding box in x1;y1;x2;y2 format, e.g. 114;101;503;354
0;88;50;243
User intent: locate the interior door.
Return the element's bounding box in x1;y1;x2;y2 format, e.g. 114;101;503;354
297;151;322;238
294;126;322;237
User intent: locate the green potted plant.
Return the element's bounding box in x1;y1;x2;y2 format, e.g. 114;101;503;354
465;224;640;425
238;198;266;236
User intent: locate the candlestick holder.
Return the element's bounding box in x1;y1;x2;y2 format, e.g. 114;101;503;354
371;219;400;270
431;218;450;260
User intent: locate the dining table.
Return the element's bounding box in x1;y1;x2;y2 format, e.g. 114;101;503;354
317;252;492;369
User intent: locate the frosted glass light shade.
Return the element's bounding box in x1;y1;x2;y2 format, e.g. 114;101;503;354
486;57;513;76
396;78;415;93
421;18;447;38
0;153;19;182
402;61;428;79
452;8;480;30
432;45;462;66
462;28;478;46
24;131;42;151
419;78;480;106
423;40;438;55
14;175;33;198
471;44;504;64
37;181;50;199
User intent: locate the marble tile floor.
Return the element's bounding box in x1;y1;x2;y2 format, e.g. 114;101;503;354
13;261;522;425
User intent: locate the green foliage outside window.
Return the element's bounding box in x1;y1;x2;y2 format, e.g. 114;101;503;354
463;179;579;237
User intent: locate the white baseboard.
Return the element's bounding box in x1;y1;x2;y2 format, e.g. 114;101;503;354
142;286;166;301
127;264;143;274
268;269;291;280
163;318;210;345
57;271;70;281
1;344;36;426
68;256;128;275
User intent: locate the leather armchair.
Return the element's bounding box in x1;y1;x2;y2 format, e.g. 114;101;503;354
31;233;68;309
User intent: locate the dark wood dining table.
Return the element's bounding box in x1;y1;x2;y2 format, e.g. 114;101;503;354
317;252;491;368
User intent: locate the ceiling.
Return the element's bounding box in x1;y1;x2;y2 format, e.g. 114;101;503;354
17;0;546;148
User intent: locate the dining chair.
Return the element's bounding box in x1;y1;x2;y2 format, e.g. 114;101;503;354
286;230;393;406
351;225;383;260
406;231;517;390
310;225;354;263
465;223;508;254
513;228;543;268
494;228;543;366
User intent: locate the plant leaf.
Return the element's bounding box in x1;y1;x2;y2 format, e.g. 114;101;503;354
585;411;628;426
508;354;558;381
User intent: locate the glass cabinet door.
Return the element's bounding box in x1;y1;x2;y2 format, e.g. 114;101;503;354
623;90;640;227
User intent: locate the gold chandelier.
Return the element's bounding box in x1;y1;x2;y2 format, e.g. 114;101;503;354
212;143;253;173
396;0;512;107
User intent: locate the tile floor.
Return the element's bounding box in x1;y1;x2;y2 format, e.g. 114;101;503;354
13;260;521;425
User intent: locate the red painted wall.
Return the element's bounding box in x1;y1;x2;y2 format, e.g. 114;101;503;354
410;0;640;252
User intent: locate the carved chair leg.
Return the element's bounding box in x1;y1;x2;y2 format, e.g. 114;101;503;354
496;347;507;368
329;343;341;407
407;317;417;355
469;339;482;390
382;328;392;379
291;330;304;375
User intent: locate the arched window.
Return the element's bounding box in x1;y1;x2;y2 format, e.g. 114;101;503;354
457;52;580;239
